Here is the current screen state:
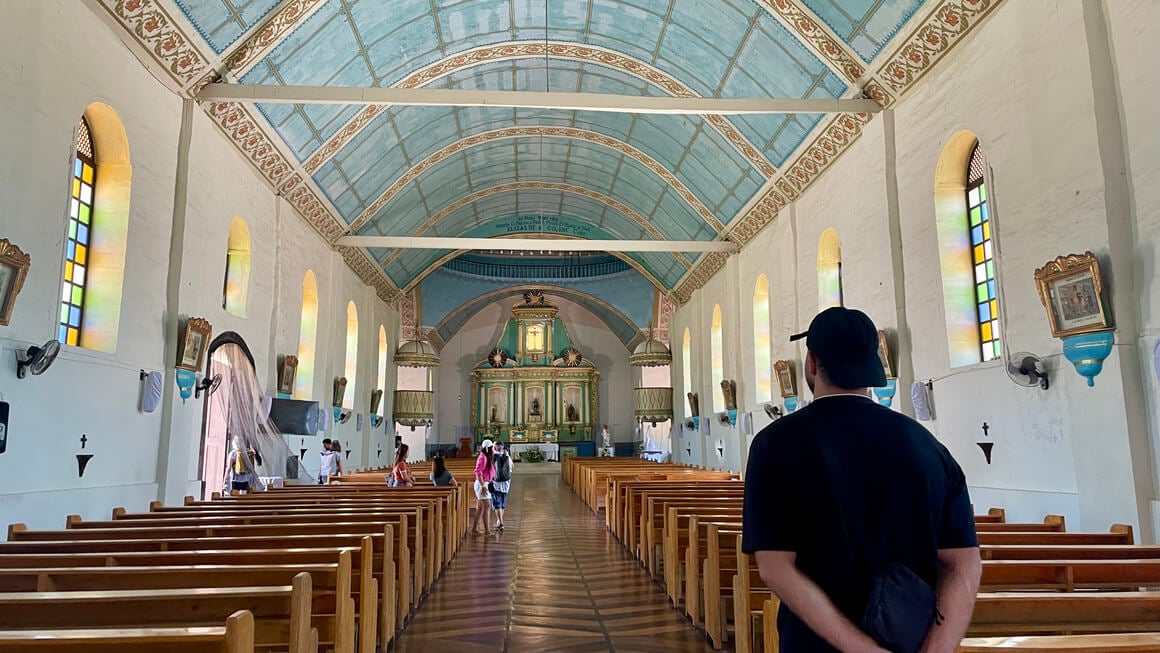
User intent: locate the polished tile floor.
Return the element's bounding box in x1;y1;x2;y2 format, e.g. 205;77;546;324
392;472;715;652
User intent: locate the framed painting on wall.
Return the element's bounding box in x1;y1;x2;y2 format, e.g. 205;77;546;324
278;355;298;394
0;239;31;327
559;445;578;460
1034;252;1112;338
877;331;894;379
177;317;212;371
774;360;797;398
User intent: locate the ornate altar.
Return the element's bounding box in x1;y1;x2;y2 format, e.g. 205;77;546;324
471;291;599;445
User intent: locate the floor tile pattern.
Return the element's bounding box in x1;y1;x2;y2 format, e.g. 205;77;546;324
392;473;714;652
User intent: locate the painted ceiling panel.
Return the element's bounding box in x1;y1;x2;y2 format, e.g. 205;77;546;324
174;0;281;53
801;0;924;62
171;0;931;291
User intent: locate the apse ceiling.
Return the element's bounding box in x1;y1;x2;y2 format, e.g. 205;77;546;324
100;0;1000;305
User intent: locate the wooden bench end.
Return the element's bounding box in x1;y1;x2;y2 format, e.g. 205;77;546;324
183;495;195;505
6;523;26;540
226;609;256;653
65;514;82;528
111;506;126;519
987;507;1006;522
1111;523;1135;543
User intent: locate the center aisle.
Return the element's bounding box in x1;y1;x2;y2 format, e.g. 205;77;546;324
393;469;716;652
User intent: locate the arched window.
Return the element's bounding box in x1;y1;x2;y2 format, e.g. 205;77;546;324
682;328;692;415
711;304;724;412
293;270;318;399
59;104;132;351
222;217;252;317
377;325;388;417
753;274;772;403
966;144;1000;361
343;301;359;409
817;227;843;310
934;131;1002;366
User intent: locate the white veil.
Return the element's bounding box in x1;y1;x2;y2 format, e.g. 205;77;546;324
211;344;314;489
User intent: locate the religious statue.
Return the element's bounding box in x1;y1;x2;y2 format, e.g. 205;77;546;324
490;405;498;422
530;397;541;416
566;403;578;422
721;379;737;411
601;424;611;448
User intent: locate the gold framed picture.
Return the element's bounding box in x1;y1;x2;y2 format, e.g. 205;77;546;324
1033;252;1112;338
774;360;797;398
0;239;31;327
877;330;895;379
278;354;298;394
176;317;212;371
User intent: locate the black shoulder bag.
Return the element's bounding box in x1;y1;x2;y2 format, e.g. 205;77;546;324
818;443;940;653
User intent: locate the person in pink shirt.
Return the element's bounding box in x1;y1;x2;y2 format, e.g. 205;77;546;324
472;439;496;535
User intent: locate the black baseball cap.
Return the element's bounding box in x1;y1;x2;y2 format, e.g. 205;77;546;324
790;307;887;388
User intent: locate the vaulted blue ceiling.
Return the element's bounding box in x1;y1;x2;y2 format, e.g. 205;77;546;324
174;0;927;298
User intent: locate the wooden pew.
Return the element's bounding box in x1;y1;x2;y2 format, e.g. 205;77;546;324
0;573;315;653
968;592;1160;635
702;522;743;648
1;530;398;649
0;556;356;653
80;506;430;605
0;609;256;653
977;526;1133;546
959;633;1160;651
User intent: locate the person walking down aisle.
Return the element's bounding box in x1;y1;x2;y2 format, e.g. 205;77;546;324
472;439;495;535
491;441;512;531
742;307;981;653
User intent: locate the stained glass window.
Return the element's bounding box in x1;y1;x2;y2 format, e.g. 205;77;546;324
967;144;1000;362
59;119;95;346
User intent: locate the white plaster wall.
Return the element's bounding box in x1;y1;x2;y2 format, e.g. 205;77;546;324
0;1;398;526
434;294;634;447
0;1;179;528
1105;0;1160;534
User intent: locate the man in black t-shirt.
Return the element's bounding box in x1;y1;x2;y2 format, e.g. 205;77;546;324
743;307;981;653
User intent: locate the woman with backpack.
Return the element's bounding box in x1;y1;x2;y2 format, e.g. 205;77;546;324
490;441;512;531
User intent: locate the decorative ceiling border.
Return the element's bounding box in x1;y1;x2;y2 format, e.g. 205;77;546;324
879;0;999;94
380;181;693;270
670;0;1003;305
755;0;866;84
222;0;329;79
348;126;725;235
94;0;210;87
400;289;419;341
302;41;776;178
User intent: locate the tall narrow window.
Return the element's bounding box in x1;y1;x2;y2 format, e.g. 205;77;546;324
59;119;96;346
753;274;772;403
682;328;692;415
343;301;359;409
223;217;252;317
377;325;388;417
711;304;724;413
967;144;1000;362
293;270;319;399
57;104;132;352
817;228;843;310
